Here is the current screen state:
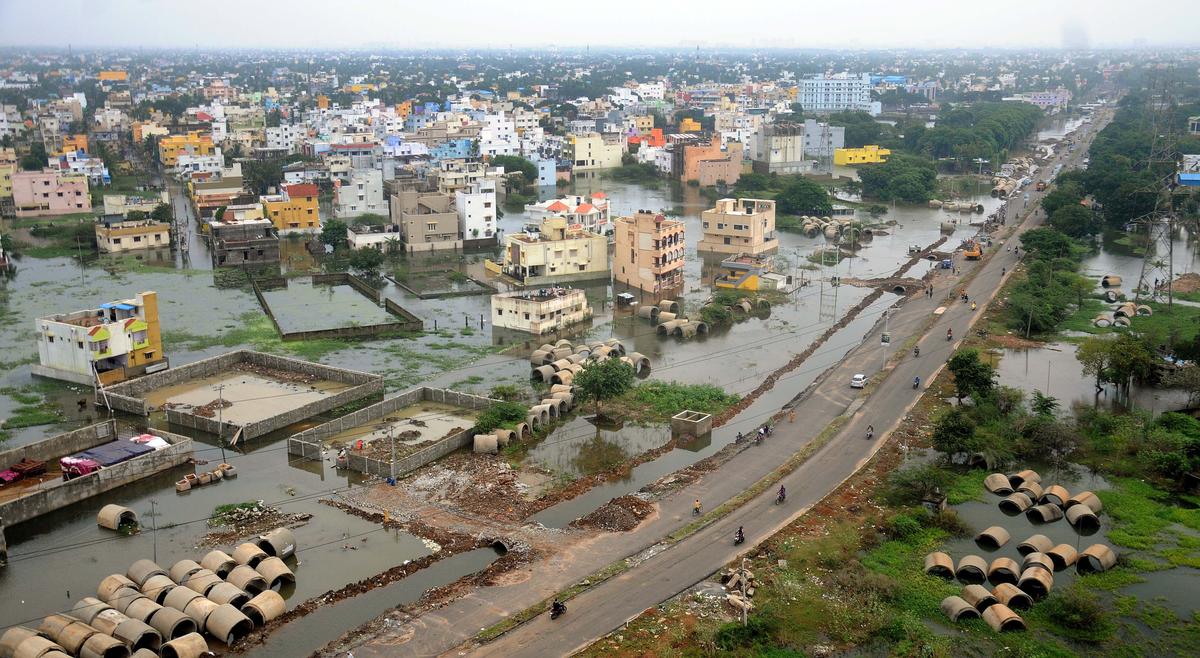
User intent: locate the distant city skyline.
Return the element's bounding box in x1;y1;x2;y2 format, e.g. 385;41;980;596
0;0;1194;50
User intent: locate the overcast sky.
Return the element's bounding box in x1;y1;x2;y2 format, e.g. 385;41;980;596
0;0;1191;50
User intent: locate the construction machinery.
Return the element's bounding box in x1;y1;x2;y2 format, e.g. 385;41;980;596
962;239;983;260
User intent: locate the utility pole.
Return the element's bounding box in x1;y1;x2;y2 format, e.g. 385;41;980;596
388;427;396;482
215;384;227;462
149;499;158;563
739;557;748;626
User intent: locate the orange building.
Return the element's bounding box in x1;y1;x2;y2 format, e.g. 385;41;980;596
628;128;665;148
98;70;128;82
613;210;685;295
681;135;743;186
59;134;89;155
261;183;320;232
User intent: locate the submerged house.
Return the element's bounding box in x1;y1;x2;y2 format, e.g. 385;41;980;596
32;291;168;385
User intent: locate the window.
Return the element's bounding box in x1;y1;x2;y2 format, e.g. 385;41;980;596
47;335;54;343
523;312;530;320
427;222;438;231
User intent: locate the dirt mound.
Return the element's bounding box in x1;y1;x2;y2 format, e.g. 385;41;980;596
1173;273;1200;294
570;495;654;532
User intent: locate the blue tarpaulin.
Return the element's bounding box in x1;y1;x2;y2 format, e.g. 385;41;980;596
72;440;154;467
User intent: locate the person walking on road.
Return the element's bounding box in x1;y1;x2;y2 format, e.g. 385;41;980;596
693;498;702;516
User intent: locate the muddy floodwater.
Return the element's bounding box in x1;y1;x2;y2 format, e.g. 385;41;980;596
321;401;477;450
143;370;352;425
259;277;397;334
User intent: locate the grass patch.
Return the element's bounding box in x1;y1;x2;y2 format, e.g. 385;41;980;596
208;501;261;527
623;381;740;423
0;385;64;429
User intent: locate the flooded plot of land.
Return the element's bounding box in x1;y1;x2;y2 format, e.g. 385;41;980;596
322;401;477;452
145;368;352;425
524;416;672;477
259;278;396;333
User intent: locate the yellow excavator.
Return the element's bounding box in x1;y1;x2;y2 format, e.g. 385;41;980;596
962;239;982;260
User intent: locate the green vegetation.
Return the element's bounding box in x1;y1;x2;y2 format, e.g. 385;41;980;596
604;162;660;187
162;311;347;361
573;358;636;415
208;501;261;527
347;247;385;275
625;381;739;421
0;384;64;430
475;401;529;433
1005;227;1092;335
319;219;349;248
489;155;537;182
857;154;938;203
917;102;1043;168
488;384;524;402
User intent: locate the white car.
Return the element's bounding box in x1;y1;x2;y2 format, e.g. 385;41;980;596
850;374;867;389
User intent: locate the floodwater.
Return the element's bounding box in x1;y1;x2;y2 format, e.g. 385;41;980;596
242;546;503;658
143;371;352;425
525;416;671;477
321;401;477;450
259;277;396;333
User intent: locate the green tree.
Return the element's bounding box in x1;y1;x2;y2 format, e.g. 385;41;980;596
1076;336;1115;395
320;219;349;247
475;401;529;433
857;154;937;203
20;141;47;171
932;407;979;458
489;155;537;181
150;202;173;223
1031;391;1060;417
1048;204;1098;238
947;348;995;401
1107;333;1156;399
776;178;833;216
573;358;636;415
352;213;388;227
348;247;385;275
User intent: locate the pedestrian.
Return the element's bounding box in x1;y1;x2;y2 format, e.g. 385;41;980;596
788;409;796;423
1002;267;1006;276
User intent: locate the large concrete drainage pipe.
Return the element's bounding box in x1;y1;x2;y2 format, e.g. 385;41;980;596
143;608;196;641
636;305;660;321
473;434;499;454
1040;485;1070;507
541;398;566;417
954;555;987;584
1016;567;1053;599
126;561;167;589
550;347;573;360
533;365;557;382
529;350;552;367
986;557;1020;585
180;569;223;596
0;628;39;658
529;405;551;425
961;583;998;611
1016;534;1053;556
493;429;515;447
105;588;145;615
256;528;297;560
205;583;250;609
982;603;1026;631
1021;553;1054;573
625;352;651;375
940;595;980;622
224;565;267;595
121;598;162;626
181;598;218;628
513;422;531;439
168;560;203;585
37;615;95;655
1007;469;1040;488
656;311;676;324
254;557;295;591
524;414;542;432
1017;481;1043;501
93;610;160;654
79;632;129;658
98;575;138;602
923;552;954;579
1046;544;1078;571
205;604;253;645
550;358;572;371
199;552;236;579
159;633;210;658
97;505;137;532
162;588;202;615
675;323;698;338
12;636;68;658
1065;505;1101;535
241;591;286;627
661;300;681;314
603;338;626;355
1077;544;1117;574
974;526;1011;551
1026;503;1064;524
984;473;1013;495
998;492;1033;515
991;582;1033;610
1066;491;1103;514
71;599;112;626
550;371;574;386
231;544;267;568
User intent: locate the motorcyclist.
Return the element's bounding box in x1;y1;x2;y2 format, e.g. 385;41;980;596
735;431;744;444
866;424;875;439
947;328;953;341
777;485;786;503
735;526;745;544
551;599;566;618
913;346;920;357
913;376;921;389
971;301;977;311
693;498;702;516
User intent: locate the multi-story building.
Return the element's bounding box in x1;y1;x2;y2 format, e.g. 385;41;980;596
612;210;685;295
525;193;611;235
0;104;22;140
751;120;846;174
0;162;15;217
210;217;280;267
346;223;403;251
102;191;171;217
265;124;306;152
261;183;320;232
333;169;386;218
1004;89;1072;112
834;145;891;166
491;288;593;335
496;217;609;286
566;132;624;171
713;253;792;291
455;179;498;246
11;169;91;217
159;132;216;168
698;198;778;255
478;114;519;157
678;135;743;186
798;74;876;115
391;183;462;253
95;215;171;253
32;291;168;386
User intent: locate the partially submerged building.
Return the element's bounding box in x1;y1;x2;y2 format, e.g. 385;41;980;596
714;253;793;291
495;217;609;286
95;214;171;253
698;198;778;255
32;291;168;385
613;210;685;295
491;288;593;335
210;217;280;267
525;192;611;235
391;181;462;253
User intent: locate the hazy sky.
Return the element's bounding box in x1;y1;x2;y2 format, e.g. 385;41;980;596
0;0;1191;50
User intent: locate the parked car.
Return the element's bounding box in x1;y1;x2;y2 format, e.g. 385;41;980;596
851;373;867;389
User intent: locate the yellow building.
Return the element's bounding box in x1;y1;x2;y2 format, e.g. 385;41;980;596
834;145;891;166
495;217;610;286
317;95;330;110
396;100;412;119
95;216;172;253
0;164;14;202
59;134;89;155
261;183;320;232
98;70;128;82
680;117;702;132
158;132;215;167
133;121;170;142
714;254;773;291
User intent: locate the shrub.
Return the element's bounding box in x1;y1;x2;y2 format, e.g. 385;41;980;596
1040;585;1116;642
699;304;734;327
883;513;923;539
925;509;972;537
713;613;780;650
488;384;523;402
475;401;529;433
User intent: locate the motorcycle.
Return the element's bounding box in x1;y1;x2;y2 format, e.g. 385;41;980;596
551;601;566;620
776;490;786;505
913;346;920;358
734;529;745;545
946;329;953;341
912;377;921;390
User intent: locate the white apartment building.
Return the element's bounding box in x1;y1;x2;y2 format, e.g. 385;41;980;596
175;150;226;179
478;113;519;157
512;110;540;134
750;120;845;174
636;82;666;100
266;124;305;152
491;288;593;335
456;178;499;244
334;169;386;218
798;73;877;116
0;104;22;139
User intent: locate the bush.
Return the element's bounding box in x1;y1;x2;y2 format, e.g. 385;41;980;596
627;381;739;420
475;401;529;433
713;613;780;651
699;304;734;327
925;509;972;537
883;513;923;539
489;384;523;402
1040;585;1116;642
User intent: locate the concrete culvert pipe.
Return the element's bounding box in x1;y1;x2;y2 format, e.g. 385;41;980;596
693;321;709;334
89;608;132;638
199;551;237;579
554;339;572;348
1047;544;1079;571
1017;481;1043;501
1026;503;1065;524
1103;289;1122;303
1040;485;1070;507
168;560;203;585
145;608;196;641
1065;505;1101;535
636;305;660;321
676;323;699;339
656;320;682;336
550;370;574;386
1093;314;1113;327
139;575;176;604
992;582;1034;611
524;414;542;432
37;615;95;655
1113;316;1131;328
528;350;551;367
181;598;217;628
986;557;1021;585
737;300;754;313
205;583;250;609
205;604;253;645
1022;552;1054;573
163;588;202;614
1136;304;1153;316
232;544;267;568
1007;469;1040;488
529;405;551;425
1077;544;1117;574
241;591;286;627
540;398;564;418
550;392;574;409
940;595;980;622
105;588;144;614
656;311;677;324
1067;491;1103;514
955;555;988;584
923;552;954;579
97;505;138;532
79;632;129;658
514;422;531;439
121;598;162;626
999;492;1033;515
961;584;998;611
661;300;681;314
551;347;574;361
565;353;586;365
590;345;612;359
1016;534;1053;556
626;352;651;375
983;603;1027;632
0;628;40;658
1101;274;1122;288
255;557;296;590
126;560;167;588
256;528;297;560
537;343;556;354
493;429;515;447
984;473;1013;495
98;575;138;602
604;338;626;355
473;434;499;454
1017;567;1053;600
532;365;557;382
975;526;1011;551
1114;302;1136;318
181;569;223;596
71;599;112;626
225;561;272;593
131;651;159;658
12;636;67;658
112;620;160;654
549;383;572;394
550;358;572;372
160;633;209;658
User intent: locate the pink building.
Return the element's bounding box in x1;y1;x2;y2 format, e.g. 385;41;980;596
12;169;91;217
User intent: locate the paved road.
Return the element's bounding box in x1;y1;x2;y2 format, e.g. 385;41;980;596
473;112;1108;658
349;111;1107;658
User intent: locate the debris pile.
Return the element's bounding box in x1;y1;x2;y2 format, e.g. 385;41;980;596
570;495;653;532
720;566;760;613
202;502;311;547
